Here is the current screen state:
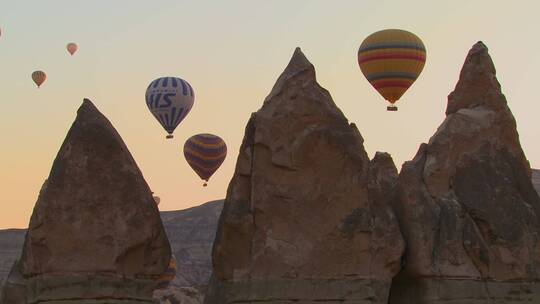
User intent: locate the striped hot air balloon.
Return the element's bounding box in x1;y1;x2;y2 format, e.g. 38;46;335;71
357;29;426;111
156;255;177;290
145;77;194;139
184;134;227;187
31;70;47;88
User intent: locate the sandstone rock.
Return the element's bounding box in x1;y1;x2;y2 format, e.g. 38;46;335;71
205;48;404;304
154;286;204;304
0;200;224;298
389;42;540;303
19;99;171;303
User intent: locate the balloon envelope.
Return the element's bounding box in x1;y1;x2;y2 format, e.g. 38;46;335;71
184;134;227;185
145;77;194;138
32;71;47;88
357;29;426;107
66;42;78;55
156;255;177;289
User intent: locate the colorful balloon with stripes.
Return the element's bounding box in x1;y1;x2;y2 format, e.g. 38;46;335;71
358;29;426;111
145;77;194;138
156;255;177;289
184;134;227;187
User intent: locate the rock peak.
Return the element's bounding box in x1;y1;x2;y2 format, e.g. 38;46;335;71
265;47;316;102
446;41;505;115
19;99;171;302
206;44;403;304
80;98;96;110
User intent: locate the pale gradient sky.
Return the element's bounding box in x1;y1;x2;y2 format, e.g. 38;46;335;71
1;1;539;228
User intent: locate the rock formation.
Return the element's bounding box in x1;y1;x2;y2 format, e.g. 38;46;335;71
154;286;204;304
205;48;404;304
15;99;171;303
0;200;224;303
389;42;540;303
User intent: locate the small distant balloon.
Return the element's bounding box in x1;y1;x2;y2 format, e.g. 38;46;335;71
184;134;227;187
66;42;78;56
153;196;161;206
145;77;194;139
32;71;47;88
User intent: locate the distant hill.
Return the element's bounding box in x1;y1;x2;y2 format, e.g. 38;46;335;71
533;169;540;194
0;200;224;290
0;229;26;288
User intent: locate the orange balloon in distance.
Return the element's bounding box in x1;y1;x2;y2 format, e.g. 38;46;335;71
357;29;426;111
66;42;78;55
31;71;47;88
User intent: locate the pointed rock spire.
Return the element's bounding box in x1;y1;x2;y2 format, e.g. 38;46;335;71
390;42;540;303
19;99;171;303
446;41;506;115
205;48;403;303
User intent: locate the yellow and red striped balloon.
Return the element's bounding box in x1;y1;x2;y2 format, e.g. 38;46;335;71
357;29;426;111
183;134;227;187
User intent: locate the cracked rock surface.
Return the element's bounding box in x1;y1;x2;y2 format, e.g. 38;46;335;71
389;42;540;303
204;48;404;304
6;99;171;303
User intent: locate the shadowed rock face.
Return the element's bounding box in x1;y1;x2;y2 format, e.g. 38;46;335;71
389;42;540;303
17;99;171;303
205;48;404;304
0;201;224;303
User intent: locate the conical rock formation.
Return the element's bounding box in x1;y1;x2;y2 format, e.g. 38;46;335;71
18;99;171;303
389;42;540;303
205;48;404;304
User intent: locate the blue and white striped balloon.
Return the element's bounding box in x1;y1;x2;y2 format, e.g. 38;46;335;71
145;77;194;139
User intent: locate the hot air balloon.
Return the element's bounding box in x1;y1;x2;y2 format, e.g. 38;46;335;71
153;196;161;206
32;71;47;88
145;77;194;139
357;29;426;111
156;255;177;289
184;134;227;187
66;42;78;56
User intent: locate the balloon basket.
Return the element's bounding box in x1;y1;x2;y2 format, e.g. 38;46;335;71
387;106;398;111
203;183;208;187
166;134;174;139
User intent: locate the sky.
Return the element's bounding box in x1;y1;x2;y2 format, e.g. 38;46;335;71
1;1;539;229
